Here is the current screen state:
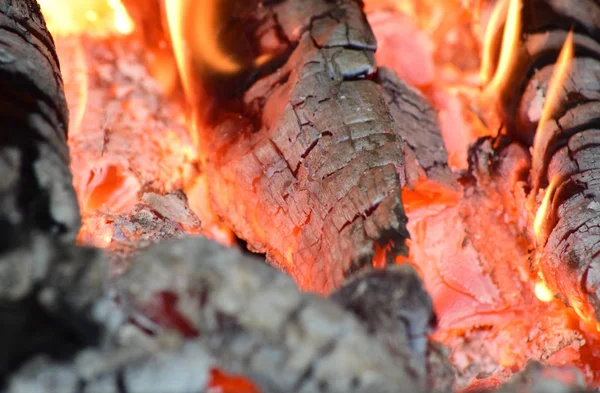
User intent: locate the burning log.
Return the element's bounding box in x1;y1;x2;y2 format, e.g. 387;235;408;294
0;0;80;247
484;0;600;323
194;0;453;293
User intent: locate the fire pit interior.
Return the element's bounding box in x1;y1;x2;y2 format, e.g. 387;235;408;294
2;0;600;392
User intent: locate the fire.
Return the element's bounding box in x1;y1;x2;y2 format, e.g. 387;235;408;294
479;0;508;84
165;0;241;80
534;279;554;302
36;0;600;387
533;176;559;242
481;0;521;97
531;31;573;243
38;0;134;36
531;31;575;189
163;0;199;109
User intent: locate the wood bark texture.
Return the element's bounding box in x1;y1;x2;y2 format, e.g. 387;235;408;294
203;0;450;294
488;0;600;322
0;0;80;248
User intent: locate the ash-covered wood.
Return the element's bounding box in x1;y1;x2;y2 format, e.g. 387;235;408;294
5;236;442;393
0;0;80;247
3;231;595;393
486;0;600;323
200;0;454;293
116;237;430;393
79;190;201;270
0;234;120;385
331;265;455;393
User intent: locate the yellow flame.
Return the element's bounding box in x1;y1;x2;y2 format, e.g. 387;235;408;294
532;31;574;199
482;0;521;95
38;0;134;37
164;0;194;106
165;0;241;96
533;176;559;241
480;0;508;84
534;279;554;302
108;0;135;35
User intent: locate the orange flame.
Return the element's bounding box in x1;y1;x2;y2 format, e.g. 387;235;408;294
531;32;574;242
481;0;521;96
480;0;508;84
165;0;244;105
533;176;559;242
38;0;134;36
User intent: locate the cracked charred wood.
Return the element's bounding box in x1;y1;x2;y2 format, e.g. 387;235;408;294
197;0;454;294
331;265;456;393
376;67;457;190
115;237;427;393
0;0;80;248
486;0;600;322
0;234;122;386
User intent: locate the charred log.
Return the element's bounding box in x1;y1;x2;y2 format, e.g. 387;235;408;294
487;0;600;322
200;0;454;293
0;0;80;248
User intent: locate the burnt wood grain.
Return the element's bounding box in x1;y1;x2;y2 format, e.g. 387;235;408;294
0;0;80;248
200;0;451;294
